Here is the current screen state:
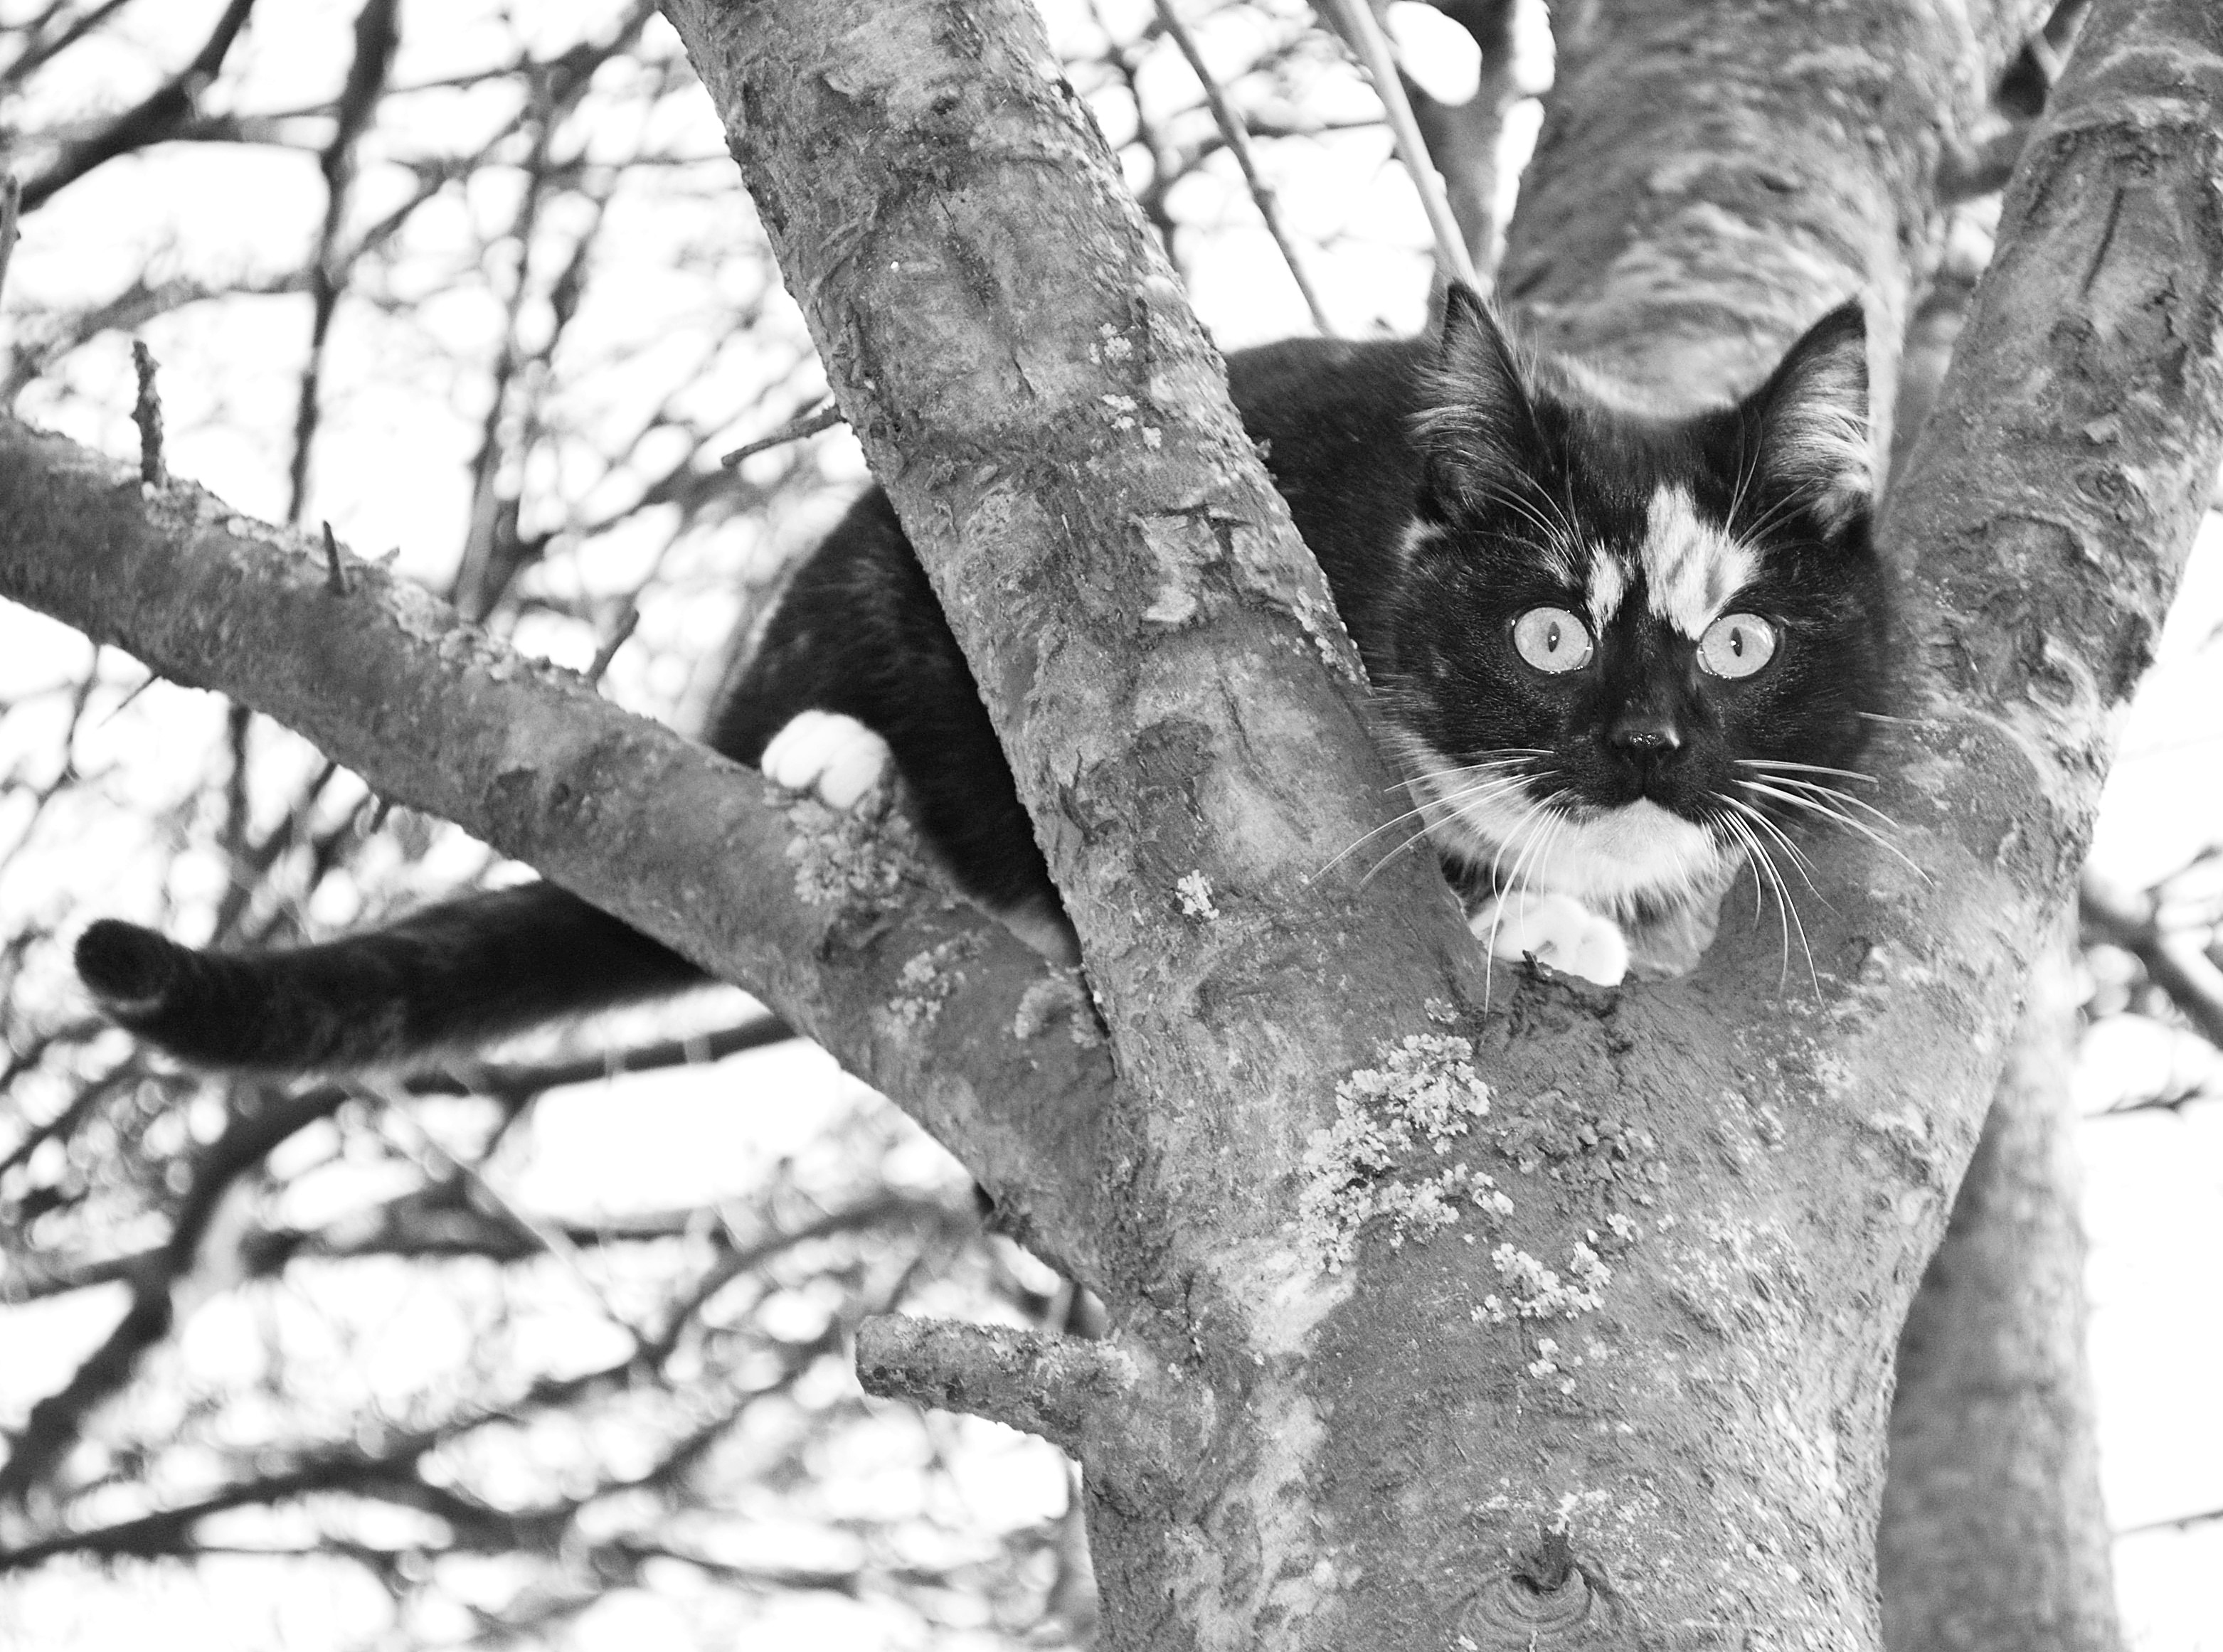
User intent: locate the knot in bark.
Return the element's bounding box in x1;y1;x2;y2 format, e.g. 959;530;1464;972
1458;1528;1636;1649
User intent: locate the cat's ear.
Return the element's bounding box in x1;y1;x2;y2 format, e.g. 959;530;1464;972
1743;299;1872;535
1418;282;1543;514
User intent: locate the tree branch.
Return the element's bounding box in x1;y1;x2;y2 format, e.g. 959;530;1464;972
659;0;1485;1311
1879;942;2122;1651
856;1314;1214;1513
17;0;260;211
0;420;1117;1287
2080;870;2223;1048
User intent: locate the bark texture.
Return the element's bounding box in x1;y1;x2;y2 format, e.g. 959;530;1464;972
0;425;1115;1285
1879;941;2122;1652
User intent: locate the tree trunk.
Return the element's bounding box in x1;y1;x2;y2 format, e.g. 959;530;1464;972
1879;935;2123;1652
652;1;2223;1646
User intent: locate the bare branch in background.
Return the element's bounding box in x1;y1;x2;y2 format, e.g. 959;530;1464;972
16;0;260;211
1153;0;1337;334
0;0;137;92
1322;0;1480;289
286;0;402;526
1402;0;1527;282
2081;870;2223;1050
0;174;19;304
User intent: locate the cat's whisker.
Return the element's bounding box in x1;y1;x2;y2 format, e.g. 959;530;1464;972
1719;807;1819;994
1717;812;1787;978
1357;831;1436;886
1765;841;1822;996
1736;779;1929;880
1358;811;1463;887
1461;478;1586;575
1473;798;1560;986
1323;754;1553;879
1320;777;1520;880
1733;489;1808;548
1739;772;1902;832
1479;820;1544;976
1315;803;1445;882
1471;487;1573;560
1339;769;1538;888
1725;818;1766;927
1500;805;1572;961
1734;758;1879;787
1394;751;1551;789
1490;474;1583;554
1717;792;1827;902
1357;772;1544;888
1486;795;1549;895
1855;710;1922;728
1724;432;1764;540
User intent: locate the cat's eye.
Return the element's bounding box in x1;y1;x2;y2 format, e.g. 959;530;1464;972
1697;613;1777;678
1512;607;1593;673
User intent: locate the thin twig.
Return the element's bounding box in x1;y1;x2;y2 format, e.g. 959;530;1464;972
320;521;349;593
129;339;166;487
2116;1503;2223;1538
1324;0;1482;292
359;1080;654;1346
585;602;639;687
1154;0;1336;336
720;398;843;467
0;174;19;308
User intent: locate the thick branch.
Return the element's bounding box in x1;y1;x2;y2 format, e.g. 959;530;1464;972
0;422;1115;1285
661;0;1482;1336
1880;942;2122;1652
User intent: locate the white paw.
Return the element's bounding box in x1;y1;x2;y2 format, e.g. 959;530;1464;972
1470;890;1629;986
760;710;891;811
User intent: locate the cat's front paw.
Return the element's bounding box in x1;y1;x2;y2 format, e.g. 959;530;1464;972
1470;890;1629;986
760;710;891;811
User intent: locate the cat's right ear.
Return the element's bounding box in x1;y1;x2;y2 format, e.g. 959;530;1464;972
1742;299;1872;536
1418;283;1542;514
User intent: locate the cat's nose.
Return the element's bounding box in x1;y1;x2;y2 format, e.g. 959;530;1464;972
1609;710;1682;752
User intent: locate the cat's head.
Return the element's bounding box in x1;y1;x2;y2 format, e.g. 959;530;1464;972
1381;284;1889;922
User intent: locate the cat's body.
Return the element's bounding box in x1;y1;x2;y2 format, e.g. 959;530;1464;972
76;289;1888;1071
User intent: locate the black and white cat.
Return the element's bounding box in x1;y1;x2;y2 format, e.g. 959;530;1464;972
75;287;1887;1071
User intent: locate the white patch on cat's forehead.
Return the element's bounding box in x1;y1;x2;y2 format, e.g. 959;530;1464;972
1586;555;1630;629
1640;486;1757;636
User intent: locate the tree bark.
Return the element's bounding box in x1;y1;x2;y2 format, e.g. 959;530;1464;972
0;425;1116;1285
0;0;2217;1646
1879;937;2123;1652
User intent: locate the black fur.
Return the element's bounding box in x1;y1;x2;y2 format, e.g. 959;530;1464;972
77;291;1887;1069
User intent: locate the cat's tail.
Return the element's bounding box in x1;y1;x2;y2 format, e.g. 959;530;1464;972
75;884;707;1074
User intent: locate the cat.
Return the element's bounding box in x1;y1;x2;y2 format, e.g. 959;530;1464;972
74;285;1887;1072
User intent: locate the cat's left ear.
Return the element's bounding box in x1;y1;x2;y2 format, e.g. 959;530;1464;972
1418;282;1544;514
1743;299;1872;536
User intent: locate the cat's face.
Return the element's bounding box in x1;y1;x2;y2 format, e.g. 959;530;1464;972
1381;290;1888;919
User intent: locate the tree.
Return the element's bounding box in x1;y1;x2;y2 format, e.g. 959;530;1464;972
1;0;2220;1647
